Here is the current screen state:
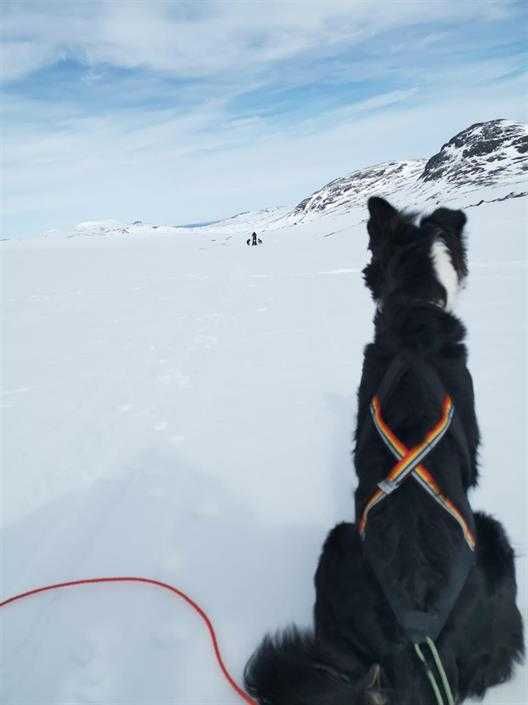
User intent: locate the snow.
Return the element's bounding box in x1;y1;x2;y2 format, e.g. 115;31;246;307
32;208;292;242
1;191;526;704
289;160;427;223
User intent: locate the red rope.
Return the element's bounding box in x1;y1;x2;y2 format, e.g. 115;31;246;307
0;576;258;705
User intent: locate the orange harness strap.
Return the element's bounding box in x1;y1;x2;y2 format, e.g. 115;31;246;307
358;394;476;551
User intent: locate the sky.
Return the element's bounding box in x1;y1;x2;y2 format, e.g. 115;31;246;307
1;0;527;238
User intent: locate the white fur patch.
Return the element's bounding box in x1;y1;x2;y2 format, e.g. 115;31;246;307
431;239;459;310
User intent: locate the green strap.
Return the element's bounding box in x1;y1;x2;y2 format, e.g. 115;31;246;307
414;642;445;705
426;637;455;705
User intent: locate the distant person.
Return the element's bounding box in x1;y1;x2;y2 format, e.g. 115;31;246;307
246;231;263;246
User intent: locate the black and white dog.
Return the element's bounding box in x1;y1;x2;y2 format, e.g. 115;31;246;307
244;197;524;704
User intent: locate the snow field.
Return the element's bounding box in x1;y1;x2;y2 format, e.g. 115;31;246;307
1;195;526;703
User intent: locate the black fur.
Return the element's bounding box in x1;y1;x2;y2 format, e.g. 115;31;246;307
245;197;524;704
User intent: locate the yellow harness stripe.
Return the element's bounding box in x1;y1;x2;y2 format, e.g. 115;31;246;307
359;396;476;550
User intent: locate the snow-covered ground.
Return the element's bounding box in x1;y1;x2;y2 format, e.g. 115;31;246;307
1;193;526;704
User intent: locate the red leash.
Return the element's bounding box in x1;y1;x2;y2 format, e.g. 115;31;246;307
0;575;258;705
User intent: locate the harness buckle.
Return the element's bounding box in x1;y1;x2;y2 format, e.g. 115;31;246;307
377;479;399;495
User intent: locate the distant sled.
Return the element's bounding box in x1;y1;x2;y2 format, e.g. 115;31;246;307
247;231;263;246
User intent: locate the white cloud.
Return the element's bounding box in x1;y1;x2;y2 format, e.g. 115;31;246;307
0;0;518;82
1;1;526;237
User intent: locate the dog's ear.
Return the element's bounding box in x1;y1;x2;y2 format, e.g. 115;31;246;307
367;197;415;250
367;197;400;232
422;207;467;236
364;198;402;300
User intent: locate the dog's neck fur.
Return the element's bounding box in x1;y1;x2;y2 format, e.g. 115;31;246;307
373;294;467;359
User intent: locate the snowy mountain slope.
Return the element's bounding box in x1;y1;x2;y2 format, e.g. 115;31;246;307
285;119;528;224
1;191;526;704
288;159;425;222
28;118;527;241
63;208;291;240
178;206;290;236
421;119;528;185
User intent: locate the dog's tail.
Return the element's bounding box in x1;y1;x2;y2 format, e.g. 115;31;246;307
244;626;388;705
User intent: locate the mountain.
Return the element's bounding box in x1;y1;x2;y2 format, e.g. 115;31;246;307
287;119;527;224
421;119;527;185
291;159;425;222
290;160;425;220
44;119;527;240
71;220;133;237
58;208;290;239
173;207;290;236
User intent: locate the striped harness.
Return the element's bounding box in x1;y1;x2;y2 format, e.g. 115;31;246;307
358;392;476;551
356;352;477;643
356;353;478;705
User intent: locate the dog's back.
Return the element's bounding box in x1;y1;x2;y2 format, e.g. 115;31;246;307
244;198;523;705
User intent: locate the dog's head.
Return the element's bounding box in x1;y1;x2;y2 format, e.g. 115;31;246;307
362;196;468;310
